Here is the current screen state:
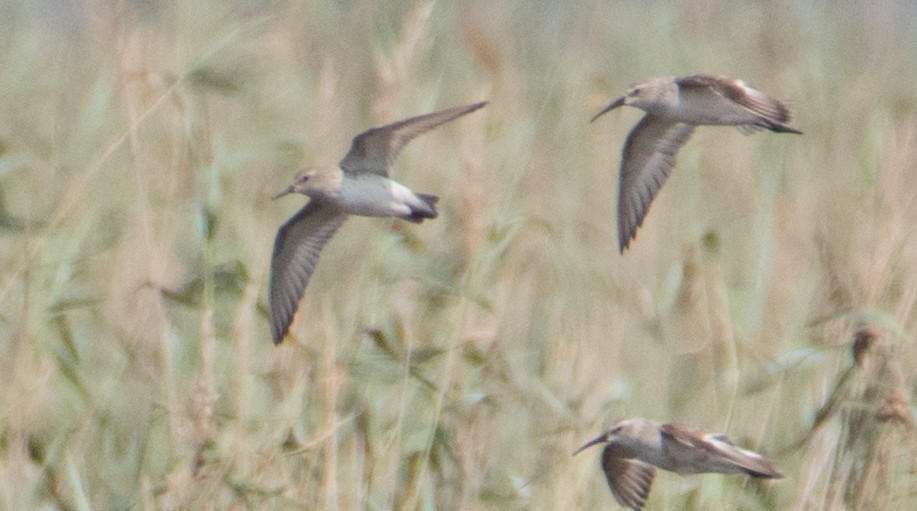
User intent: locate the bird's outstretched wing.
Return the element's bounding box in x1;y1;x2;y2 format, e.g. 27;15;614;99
677;75;801;134
339;101;487;176
601;441;656;510
617;115;695;251
269;201;347;343
660;423;782;478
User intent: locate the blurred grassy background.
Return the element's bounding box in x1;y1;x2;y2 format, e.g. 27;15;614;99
1;0;916;509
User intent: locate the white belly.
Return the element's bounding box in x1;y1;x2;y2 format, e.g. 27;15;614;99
339;176;414;217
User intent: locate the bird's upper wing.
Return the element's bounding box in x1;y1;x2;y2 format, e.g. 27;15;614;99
601;441;656;510
677;74;793;124
339;101;487;177
660;423;782;478
269;201;348;343
617;115;695;251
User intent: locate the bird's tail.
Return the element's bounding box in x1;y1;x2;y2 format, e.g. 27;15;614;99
404;193;439;223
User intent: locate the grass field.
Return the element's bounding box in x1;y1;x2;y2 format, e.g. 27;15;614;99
1;1;916;509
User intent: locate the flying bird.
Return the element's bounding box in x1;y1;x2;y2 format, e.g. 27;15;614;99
269;101;487;343
591;74;802;252
575;417;782;510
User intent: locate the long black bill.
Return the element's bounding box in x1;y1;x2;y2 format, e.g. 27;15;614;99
590;96;627;123
573;433;610;456
272;187;294;200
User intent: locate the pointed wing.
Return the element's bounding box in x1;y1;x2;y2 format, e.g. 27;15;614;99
339;101;487;176
269;201;348;343
660;424;782;478
601;441;656;510
617;115;695;251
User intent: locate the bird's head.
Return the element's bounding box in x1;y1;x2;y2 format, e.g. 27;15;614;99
573;418;648;456
591;78;674;122
272;167;339;200
607;418;643;438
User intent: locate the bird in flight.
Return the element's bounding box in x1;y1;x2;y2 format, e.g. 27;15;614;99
269;101;487;343
575;417;782;510
591;74;801;252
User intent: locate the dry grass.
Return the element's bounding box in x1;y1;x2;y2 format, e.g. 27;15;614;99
1;0;916;509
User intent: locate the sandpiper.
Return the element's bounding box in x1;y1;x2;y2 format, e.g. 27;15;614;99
591;74;802;252
575;417;782;510
269;101;487;344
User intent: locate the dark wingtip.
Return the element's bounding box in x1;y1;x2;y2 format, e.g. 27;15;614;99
457;101;488;118
776;125;803;135
749;469;784;479
764;120;803;135
270;296;291;344
753;467;784;479
743;461;784;479
271;320;287;345
619;233;634;253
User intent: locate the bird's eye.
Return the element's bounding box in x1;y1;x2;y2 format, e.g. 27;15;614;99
630;88;641;97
